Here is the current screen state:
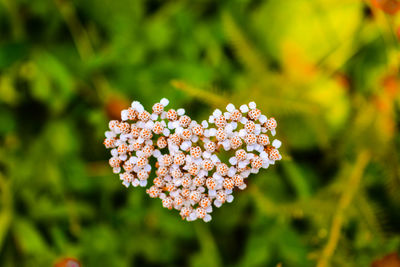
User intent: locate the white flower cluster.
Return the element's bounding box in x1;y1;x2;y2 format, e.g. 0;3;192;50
104;98;282;222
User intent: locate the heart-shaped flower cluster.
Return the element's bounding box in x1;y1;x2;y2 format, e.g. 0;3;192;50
104;98;282;222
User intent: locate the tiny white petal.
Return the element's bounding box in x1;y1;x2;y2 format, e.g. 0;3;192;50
121;110;128;121
162;128;170;136
239;129;247;137
248;101;256;109
240;117;248;124
201;120;209;128
209;190;217;197
259;115;267;123
174;179;182;186
203;151;211;158
223;143;231;151
272;139;282;148
105;131;116;139
211;154;220;163
160;98;169;106
136;121;145;128
153;150;161;158
203;214;212;222
189;212;197;221
177;108;185;116
208;115;215;123
119;134;128;142
226;103;235;112
251;168;259;174
246;145;255;152
209;128;217;136
225;124;233;133
271;129;276;136
260;151;268;159
229;157;238;165
172;121;180;128
139;180;148;187
136;104;144;113
129;156;138;164
239;104;249;113
255;145;264;153
238;161;247;168
122;180;130;188
262;161;270;169
226;195;234;203
246;154;254;160
228;167;236;177
214;200;222;208
175;127;183;135
223;139;230;147
180;141;191;151
239;184;247;190
242;170;251;177
150;114;158;121
131;101;140;108
213;109;222;117
191;135;199;143
145;121;154;129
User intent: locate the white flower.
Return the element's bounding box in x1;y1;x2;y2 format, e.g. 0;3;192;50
104;99;282;222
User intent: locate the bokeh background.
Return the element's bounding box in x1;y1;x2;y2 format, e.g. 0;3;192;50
1;0;400;266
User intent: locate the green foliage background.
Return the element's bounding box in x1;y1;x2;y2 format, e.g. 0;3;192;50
0;0;400;266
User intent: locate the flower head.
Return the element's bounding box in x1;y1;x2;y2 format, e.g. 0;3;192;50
104;99;282;222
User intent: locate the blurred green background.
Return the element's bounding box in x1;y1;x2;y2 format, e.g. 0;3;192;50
1;0;400;266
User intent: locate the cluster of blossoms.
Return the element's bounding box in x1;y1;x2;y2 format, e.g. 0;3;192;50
104;98;282;222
